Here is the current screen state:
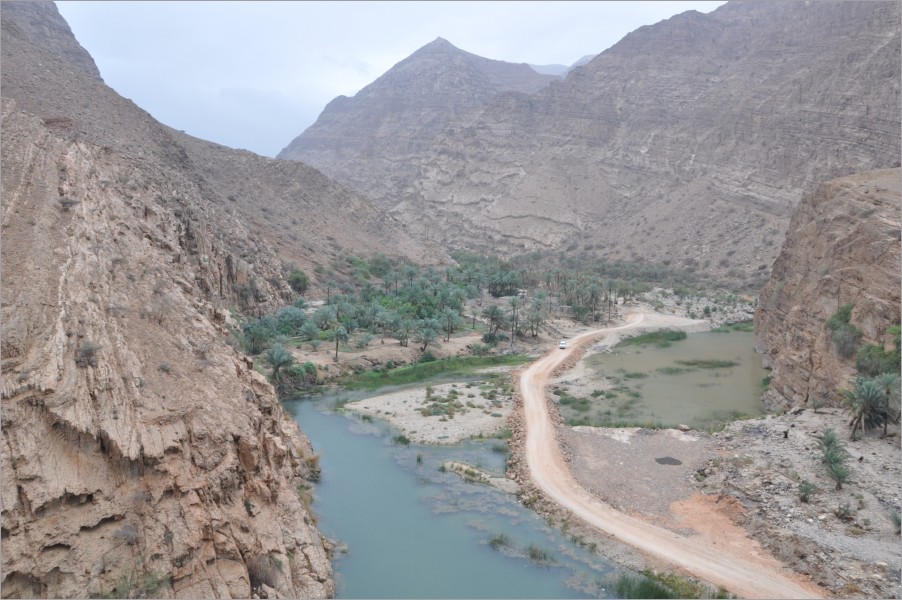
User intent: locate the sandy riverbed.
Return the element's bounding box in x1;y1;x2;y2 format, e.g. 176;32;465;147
345;378;515;444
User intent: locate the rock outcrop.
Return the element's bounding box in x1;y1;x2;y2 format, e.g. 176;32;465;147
0;2;439;597
754;168;901;410
279;1;900;287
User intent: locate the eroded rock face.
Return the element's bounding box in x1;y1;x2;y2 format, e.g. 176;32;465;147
1;99;334;599
754;168;901;410
280;2;900;286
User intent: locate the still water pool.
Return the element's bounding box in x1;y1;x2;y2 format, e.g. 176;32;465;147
577;331;767;430
287;394;619;599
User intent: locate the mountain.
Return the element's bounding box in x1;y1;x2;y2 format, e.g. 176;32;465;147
0;2;441;597
277;37;560;217
755;168;900;409
529;54;598;77
528;63;569;77
278;1;900;288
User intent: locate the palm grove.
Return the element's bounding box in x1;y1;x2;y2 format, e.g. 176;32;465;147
233;252;682;398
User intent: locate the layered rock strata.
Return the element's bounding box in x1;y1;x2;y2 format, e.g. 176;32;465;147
755;168;901;409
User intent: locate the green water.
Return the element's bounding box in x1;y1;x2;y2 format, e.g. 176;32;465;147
288;392;620;599
571;331;767;430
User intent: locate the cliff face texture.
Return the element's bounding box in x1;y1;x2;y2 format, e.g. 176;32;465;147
754;168;901;410
0;2;437;598
280;1;900;286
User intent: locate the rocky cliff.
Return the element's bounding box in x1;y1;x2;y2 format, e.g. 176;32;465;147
280;1;900;287
754;168;901;410
0;2;439;597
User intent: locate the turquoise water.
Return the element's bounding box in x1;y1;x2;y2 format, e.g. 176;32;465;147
288;395;619;599
577;331;767;430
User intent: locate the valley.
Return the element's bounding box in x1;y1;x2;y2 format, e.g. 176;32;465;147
1;1;900;599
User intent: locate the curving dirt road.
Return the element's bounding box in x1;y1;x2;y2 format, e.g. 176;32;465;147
520;311;822;599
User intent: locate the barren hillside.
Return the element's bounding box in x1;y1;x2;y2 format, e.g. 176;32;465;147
280;1;901;287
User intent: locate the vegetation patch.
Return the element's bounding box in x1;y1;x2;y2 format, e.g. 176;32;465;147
617;330;687;348
710;321;754;333
675;359;738;369
344;355;530;390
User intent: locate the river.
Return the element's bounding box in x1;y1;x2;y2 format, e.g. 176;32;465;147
287;393;619;598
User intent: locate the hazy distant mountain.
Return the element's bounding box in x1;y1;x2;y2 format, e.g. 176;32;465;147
277;37;559;209
528;63;568;76
528;54;597;77
278;2;900;287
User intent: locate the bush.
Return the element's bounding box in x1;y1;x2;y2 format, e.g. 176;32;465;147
614;575;676;599
419;352;437;363
288;269;310;294
825;303;855;332
75;341;101;368
798;480;817;503
355;333;374;349
828;462;851;491
834;502;855;521
832;325;863;358
825;304;862;358
856;343;901;377
470;342;491;356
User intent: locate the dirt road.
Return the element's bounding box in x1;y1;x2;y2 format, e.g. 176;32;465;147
520;311;823;599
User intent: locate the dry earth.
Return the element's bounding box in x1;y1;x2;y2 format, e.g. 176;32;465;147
345;379;514;445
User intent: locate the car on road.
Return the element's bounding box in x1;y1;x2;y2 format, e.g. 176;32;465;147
559;340;567;349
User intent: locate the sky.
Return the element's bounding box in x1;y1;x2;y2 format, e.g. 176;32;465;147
56;1;727;158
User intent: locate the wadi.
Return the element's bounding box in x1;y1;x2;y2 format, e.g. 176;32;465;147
1;2;899;599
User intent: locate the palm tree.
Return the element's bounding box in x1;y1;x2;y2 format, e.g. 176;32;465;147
844;378;890;440
414;319;439;351
482;305;508;337
264;344;294;383
331;326;349;360
873;373;901;435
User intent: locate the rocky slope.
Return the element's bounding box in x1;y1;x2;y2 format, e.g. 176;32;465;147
278;37;559;216
0;2;439;597
280;1;900;287
755;168;901;410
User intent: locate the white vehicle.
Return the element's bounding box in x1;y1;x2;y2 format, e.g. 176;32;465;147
559;340;567;349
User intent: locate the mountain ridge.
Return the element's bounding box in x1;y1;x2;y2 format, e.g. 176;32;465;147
279;0;901;288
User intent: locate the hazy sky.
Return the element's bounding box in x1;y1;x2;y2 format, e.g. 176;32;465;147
57;1;727;158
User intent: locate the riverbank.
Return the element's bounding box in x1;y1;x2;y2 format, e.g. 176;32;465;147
345;377;516;444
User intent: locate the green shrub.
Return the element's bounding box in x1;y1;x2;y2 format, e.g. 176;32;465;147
834;502;854;521
828;462;851;491
419;352;437;363
614;575;676;599
798;480;816;503
392;434;411;446
488;533;510;550
825;303;855;331
856;343;901;377
618;330;687;348
825;304;862;358
526;544;551;563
